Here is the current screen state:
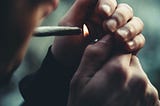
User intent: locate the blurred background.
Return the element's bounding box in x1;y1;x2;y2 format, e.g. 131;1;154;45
0;0;160;105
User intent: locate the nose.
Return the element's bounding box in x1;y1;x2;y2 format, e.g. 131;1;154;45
43;0;59;17
52;0;59;10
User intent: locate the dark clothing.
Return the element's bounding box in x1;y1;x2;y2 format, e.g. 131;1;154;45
19;47;75;106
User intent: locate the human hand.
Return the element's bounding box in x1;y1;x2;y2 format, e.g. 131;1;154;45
67;35;160;106
0;0;59;83
52;0;144;69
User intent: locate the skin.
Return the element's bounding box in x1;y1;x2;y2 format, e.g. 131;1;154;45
67;35;160;106
52;1;145;69
0;0;59;82
0;0;159;105
52;0;160;105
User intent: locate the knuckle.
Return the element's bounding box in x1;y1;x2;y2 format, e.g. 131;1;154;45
130;75;148;91
116;26;131;42
117;3;133;19
133;34;145;50
128;25;136;36
152;87;159;99
133;17;144;30
99;0;117;10
103;61;129;86
107;0;118;11
126;33;145;51
109;0;118;7
113;3;133;27
108;61;128;80
145;92;158;105
124;17;144;36
155;100;160;106
123;22;136;37
146;84;159;101
133;16;144;26
118;3;133;13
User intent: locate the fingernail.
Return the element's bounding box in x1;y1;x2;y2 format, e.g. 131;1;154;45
127;41;135;50
101;4;112;16
106;19;117;32
116;28;129;41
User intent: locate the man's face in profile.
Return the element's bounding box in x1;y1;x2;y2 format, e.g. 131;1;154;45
2;0;58;43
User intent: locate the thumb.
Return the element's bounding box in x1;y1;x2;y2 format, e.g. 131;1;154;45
59;0;98;27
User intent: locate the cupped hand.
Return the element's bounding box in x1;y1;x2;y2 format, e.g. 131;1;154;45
52;0;144;69
67;35;160;106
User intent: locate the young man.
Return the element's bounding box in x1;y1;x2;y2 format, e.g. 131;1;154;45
0;0;159;105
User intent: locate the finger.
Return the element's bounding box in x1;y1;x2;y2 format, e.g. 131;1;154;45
130;55;142;67
77;35;113;77
59;0;98;26
98;0;117;17
104;3;133;32
116;17;144;42
126;33;145;52
130;55;148;80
